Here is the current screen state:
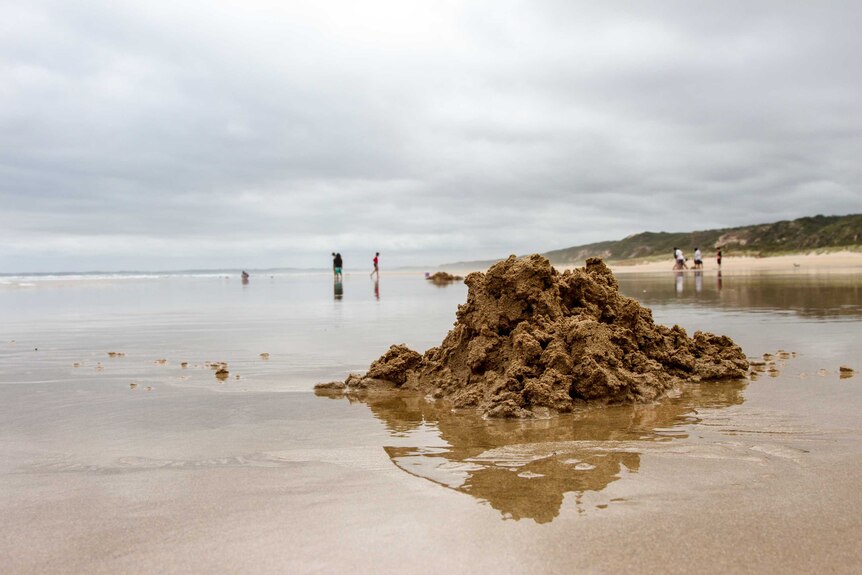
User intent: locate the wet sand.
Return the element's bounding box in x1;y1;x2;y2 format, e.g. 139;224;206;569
1;272;861;573
2;384;860;574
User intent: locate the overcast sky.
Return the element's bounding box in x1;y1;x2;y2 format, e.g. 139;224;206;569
2;1;861;272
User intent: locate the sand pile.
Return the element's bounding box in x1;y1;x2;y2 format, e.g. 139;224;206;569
318;255;749;417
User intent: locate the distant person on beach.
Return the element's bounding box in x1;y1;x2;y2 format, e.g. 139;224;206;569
334;253;343;281
241;270;249;284
693;248;703;269
673;247;687;270
370;252;379;278
332;253;337;277
716;249;722;268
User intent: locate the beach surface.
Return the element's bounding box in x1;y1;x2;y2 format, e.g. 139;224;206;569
1;269;861;573
607;250;862;274
439;250;862;276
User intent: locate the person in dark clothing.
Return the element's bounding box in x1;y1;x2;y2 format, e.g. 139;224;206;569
334;253;343;281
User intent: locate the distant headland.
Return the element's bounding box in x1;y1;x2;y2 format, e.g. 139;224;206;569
441;213;862;269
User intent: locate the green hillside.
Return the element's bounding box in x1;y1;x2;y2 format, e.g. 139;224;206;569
545;214;862;265
442;214;862;269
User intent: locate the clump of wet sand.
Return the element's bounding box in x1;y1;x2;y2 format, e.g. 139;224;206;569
747;348;801;380
427;271;464;285
318;255;749;417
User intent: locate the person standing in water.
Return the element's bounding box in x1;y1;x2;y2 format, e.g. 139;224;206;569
334;253;343;281
370;252;379;278
693;247;703;269
673;247;687;270
716;249;723;269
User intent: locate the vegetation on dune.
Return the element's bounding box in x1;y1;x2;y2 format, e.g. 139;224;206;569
444;214;862;268
544;214;862;265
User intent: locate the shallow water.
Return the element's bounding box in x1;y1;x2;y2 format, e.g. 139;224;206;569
1;269;860;573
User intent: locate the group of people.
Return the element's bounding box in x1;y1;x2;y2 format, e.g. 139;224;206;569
239;252;381;286
673;247;722;270
332;252;380;280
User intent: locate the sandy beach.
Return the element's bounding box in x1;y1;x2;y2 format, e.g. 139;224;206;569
1;270;861;574
440;251;862;276
3;0;861;571
605;250;862;274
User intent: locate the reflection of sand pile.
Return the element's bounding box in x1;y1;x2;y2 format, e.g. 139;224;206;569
351;380;747;523
321;255;749;417
427;271;464;284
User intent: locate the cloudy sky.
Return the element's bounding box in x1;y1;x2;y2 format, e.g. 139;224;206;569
2;1;861;272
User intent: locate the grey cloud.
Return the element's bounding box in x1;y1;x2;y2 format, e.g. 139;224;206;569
1;1;861;272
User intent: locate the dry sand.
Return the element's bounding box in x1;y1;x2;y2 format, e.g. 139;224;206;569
439;251;862;277
603;250;862;274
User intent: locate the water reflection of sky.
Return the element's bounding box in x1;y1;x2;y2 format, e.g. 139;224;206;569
618;271;862;320
616;271;862;365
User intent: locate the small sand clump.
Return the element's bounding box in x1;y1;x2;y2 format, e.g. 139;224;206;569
318;255;749;417
427;271;464;284
365;344;423;386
